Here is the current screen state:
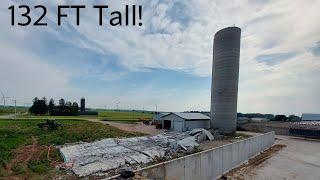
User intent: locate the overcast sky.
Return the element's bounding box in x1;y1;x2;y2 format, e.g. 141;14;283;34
0;0;319;115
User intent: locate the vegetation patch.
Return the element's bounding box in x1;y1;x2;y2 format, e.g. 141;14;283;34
99;110;154;121
0;106;28;115
0;118;144;179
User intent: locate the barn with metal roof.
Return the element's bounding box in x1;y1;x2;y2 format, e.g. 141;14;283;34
156;112;210;132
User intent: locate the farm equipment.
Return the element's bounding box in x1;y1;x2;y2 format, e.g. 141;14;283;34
143;120;151;125
38;119;62;131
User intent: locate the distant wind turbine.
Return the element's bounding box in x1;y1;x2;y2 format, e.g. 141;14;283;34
0;89;11;108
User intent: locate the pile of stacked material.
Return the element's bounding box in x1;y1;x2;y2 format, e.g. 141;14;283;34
58;131;212;177
290;121;320;130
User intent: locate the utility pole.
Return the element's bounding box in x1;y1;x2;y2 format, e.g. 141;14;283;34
13;99;16;119
0;89;10;108
155;104;158;114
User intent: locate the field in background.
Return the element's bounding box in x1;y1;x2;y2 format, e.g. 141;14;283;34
0;106;28;115
0;118;144;179
16;115;96;119
99;110;154;122
1;108;156;123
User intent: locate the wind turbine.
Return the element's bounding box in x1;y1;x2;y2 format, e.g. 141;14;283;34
0;89;11;108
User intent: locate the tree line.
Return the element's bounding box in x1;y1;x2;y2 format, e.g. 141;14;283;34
237;113;301;122
185;111;301;122
29;97;79;116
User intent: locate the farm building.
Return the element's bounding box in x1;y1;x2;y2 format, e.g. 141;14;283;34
250;117;269;122
237;117;250;123
302;113;320;121
153;112;170;121
155;112;210;132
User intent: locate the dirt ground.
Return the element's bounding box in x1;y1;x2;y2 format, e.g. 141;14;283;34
3;137;65;180
85;118;165;136
105;121;165;135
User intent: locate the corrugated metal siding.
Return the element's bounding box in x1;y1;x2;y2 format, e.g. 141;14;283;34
161;114;185;131
173;121;184;132
174;112;210;120
160;113;210;132
185;120;210;131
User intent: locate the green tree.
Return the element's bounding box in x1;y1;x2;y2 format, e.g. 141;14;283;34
71;102;79;115
59;99;65;107
65;101;72;107
29;97;48;115
288;115;301;121
272;115;287;122
48;99;55;114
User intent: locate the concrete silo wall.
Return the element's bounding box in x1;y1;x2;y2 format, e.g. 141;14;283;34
210;27;241;134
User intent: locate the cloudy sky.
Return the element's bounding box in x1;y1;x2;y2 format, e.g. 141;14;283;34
0;0;319;115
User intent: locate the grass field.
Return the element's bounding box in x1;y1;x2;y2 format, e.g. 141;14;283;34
16;114;96;119
99;110;154;121
0;106;28;115
13;110;155;122
0;118;144;179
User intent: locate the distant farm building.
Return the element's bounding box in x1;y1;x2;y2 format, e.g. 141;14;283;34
154;112;210;132
237;117;269;123
250;117;269;122
302;113;320;121
237;117;250;123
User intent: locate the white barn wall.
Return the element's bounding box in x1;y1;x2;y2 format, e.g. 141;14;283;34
161;114;186;132
160;113;210;132
185;120;210;131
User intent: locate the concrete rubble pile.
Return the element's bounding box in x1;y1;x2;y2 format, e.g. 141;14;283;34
291;121;320;130
189;128;215;142
58;130;214;177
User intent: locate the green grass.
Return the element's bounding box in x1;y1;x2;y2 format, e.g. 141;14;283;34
0;118;144;178
13;110;155;123
99;110;154;121
16;114;96;119
0;106;28;115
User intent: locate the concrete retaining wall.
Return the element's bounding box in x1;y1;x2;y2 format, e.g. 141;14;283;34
138;132;275;180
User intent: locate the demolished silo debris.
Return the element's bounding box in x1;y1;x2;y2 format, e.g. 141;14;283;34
58;130;214;177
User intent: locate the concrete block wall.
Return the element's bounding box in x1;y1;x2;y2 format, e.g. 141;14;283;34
138;132;275;180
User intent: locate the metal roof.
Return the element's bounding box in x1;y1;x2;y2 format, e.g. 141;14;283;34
173;112;210;120
302;113;320;121
153;112;170;120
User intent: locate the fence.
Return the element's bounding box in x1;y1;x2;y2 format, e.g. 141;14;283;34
138;132;275;180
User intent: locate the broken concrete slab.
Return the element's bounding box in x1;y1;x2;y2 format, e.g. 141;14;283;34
189;128;205;136
177;136;199;150
189;128;214;142
58;132;199;177
203;129;214;141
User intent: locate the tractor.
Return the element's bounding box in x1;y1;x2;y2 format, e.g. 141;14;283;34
38;119;62;131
